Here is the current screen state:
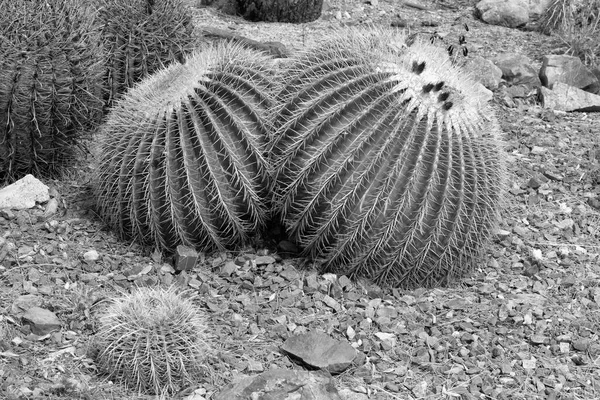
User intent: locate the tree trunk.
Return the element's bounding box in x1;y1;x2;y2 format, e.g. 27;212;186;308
237;0;323;23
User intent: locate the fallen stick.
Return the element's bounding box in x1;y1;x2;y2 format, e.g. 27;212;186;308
199;26;289;57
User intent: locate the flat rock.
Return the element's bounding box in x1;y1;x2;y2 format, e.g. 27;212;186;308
539;82;600;112
0;174;50;210
22;307;61;335
476;0;529;28
539;55;598;90
492;53;540;88
281;331;357;374
254;255;276;265
214;369;342;400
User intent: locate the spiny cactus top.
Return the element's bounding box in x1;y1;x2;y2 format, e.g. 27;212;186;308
94;43;276;253
271;29;504;288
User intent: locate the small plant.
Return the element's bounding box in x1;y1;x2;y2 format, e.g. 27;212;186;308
270;29;504;288
93;43;275;253
539;0;600;65
93;286;211;396
0;0;104;183
94;0;197;108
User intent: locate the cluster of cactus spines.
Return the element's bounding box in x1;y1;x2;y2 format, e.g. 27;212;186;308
95;0;197;109
0;0;104;183
270;29;504;288
94;287;210;396
94;44;275;253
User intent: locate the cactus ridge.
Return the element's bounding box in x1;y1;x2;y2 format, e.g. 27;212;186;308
94;44;275;252
271;30;504;288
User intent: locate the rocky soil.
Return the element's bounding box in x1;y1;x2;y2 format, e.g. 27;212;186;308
1;0;600;399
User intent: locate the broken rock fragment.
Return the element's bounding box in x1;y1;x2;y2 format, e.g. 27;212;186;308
281;331;357;374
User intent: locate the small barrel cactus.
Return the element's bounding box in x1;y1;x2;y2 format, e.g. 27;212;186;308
270;30;504;288
94;44;275;252
0;0;104;183
94;287;210;396
95;0;197;108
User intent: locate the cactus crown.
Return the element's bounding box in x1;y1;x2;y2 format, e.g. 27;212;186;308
270;29;504;288
94;43;276;253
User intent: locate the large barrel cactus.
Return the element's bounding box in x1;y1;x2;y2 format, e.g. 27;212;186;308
270;30;504;288
94;44;275;253
0;0;104;183
95;0;197;108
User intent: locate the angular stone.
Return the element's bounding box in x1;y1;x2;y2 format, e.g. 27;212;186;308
492;53;540;87
281;332;357;374
476;0;529;28
539;82;600;112
174;245;198;271
465;56;503;90
11;294;43;315
0;174;50;210
539;55;598;90
214;369;342;400
22;307;61;335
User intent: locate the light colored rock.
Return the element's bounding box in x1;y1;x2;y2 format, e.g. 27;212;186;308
528;0;552;19
476;0;529;28
539;82;600;112
465;56;503;90
493;53;541;87
11;295;43;315
281;331;357;374
83;249;100;262
214;369;342;400
0;174;49;210
22;307;61;335
539;55;599;90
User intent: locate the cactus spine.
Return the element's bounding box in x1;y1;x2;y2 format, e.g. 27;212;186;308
94;44;275;253
270;30;504;288
0;0;104;182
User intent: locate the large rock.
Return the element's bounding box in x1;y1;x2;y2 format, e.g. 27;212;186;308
214;369;342;400
465;56;503;90
476;0;529;28
528;0;552;19
0;174;49;210
281;331;357;374
539;55;599;91
493;53;541;87
539;82;600;112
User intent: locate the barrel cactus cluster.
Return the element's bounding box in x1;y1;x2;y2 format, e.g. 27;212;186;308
269;30;504;288
0;0;104;182
93;44;275;252
93;29;504;288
